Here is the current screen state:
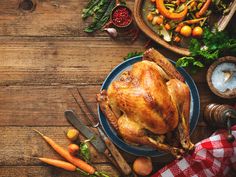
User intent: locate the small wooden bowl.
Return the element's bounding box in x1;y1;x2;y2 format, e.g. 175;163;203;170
207;56;236;99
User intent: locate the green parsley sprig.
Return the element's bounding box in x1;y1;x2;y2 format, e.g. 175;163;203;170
123;51;143;60
176;28;236;72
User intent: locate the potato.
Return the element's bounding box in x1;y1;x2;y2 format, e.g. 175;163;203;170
133;156;153;176
66;128;79;141
68;144;79;156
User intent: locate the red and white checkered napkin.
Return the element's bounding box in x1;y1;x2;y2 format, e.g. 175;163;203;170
152;125;236;177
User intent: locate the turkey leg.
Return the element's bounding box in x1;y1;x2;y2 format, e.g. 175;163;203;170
167;79;194;150
118;115;184;159
97;90;119;131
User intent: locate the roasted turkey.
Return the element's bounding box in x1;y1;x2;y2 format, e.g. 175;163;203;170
97;48;194;158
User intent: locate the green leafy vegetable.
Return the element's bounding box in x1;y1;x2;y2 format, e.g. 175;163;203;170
82;0;101;19
94;171;111;177
176;28;236;71
79;136;95;162
76;168;110;177
176;57;197;67
83;0;115;33
123;51;144;60
80;142;90;162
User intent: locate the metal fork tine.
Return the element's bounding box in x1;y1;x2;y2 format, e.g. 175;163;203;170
70;89;99;127
70;90;93;125
76;88;97;120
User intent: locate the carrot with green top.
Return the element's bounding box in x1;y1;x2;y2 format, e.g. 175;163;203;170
38;158;107;176
184;18;206;24
196;0;211;18
34;129;95;175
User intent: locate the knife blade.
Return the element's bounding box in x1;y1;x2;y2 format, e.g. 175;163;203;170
65;110;106;153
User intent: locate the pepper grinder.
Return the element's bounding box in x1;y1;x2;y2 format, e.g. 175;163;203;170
204;103;236;143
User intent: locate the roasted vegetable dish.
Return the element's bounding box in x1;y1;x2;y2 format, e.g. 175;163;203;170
143;0;233;43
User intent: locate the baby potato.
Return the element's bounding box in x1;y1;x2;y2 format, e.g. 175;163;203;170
68;144;79;156
133;156;152;176
66;128;79;141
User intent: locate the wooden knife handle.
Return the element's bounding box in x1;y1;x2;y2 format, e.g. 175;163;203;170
103;149;119;169
103;136;132;176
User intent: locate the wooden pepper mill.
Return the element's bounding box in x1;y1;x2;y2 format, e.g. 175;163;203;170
204;103;236;143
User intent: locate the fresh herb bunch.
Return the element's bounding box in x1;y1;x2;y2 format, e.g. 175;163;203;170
123;51;144;60
79;136;95;163
82;0;115;33
176;28;236;72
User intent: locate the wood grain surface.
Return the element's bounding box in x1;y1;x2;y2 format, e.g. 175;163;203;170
0;0;135;37
0;0;235;176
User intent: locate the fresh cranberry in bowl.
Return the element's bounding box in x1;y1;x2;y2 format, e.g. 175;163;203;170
111;5;132;28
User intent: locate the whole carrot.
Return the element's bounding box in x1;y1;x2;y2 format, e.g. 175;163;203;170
175;23;184;32
39;157;77;171
196;0;211;18
34;129;96;175
184;18;206;24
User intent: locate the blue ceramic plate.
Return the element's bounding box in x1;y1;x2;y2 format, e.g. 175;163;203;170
98;56;200;157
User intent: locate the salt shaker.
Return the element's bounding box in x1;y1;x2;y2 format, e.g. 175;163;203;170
204;103;236;142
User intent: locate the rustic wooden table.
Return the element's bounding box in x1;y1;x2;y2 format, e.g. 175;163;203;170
0;0;235;177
